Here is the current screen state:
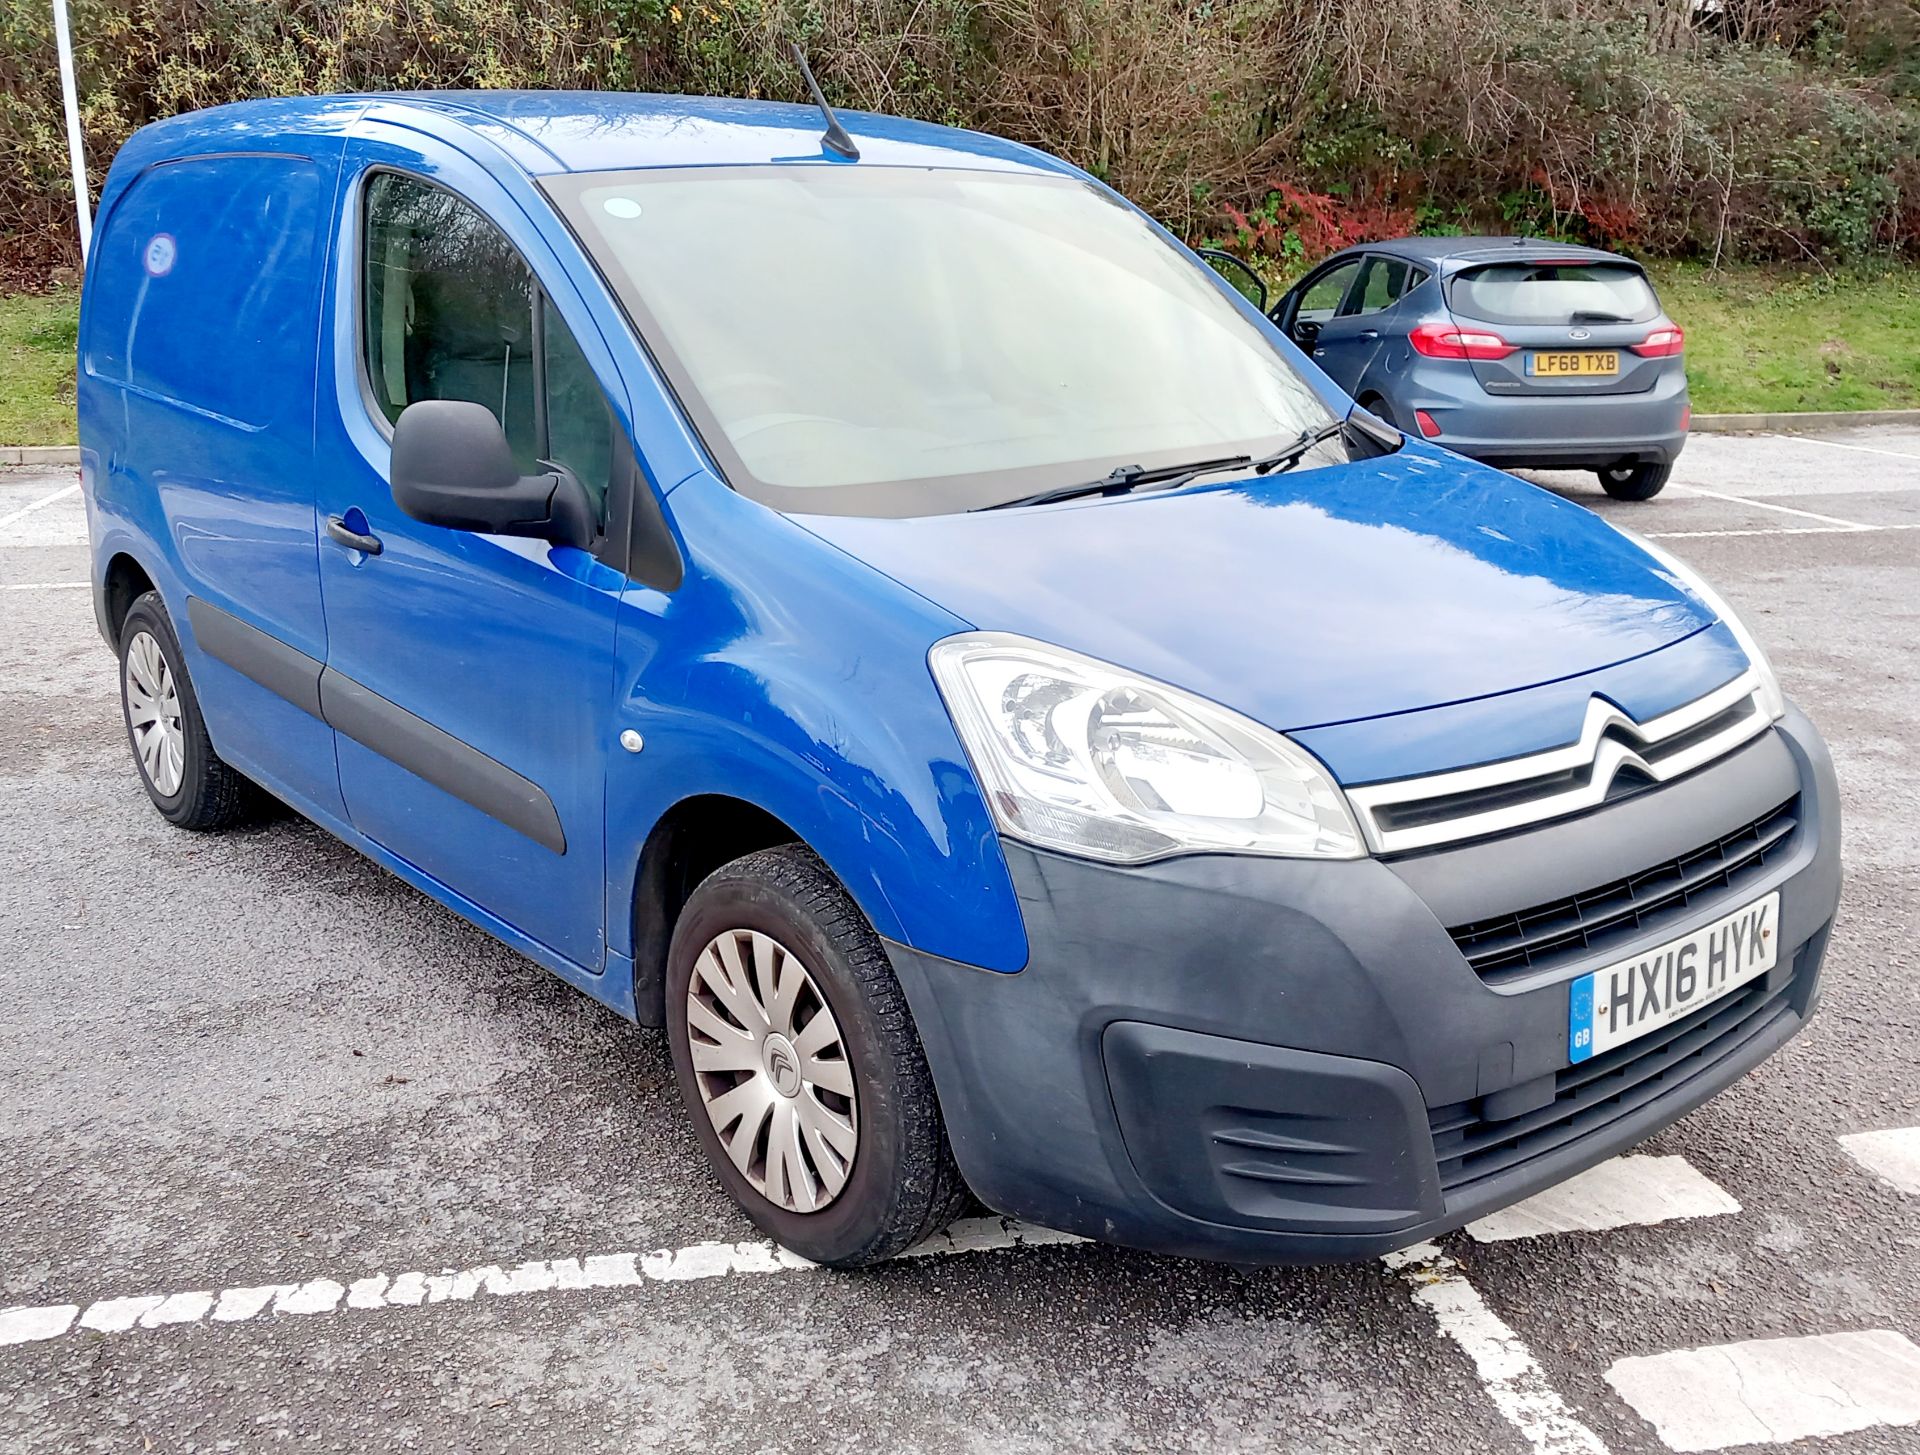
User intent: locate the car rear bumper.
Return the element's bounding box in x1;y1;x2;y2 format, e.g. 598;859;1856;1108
1403;363;1690;470
887;704;1839;1263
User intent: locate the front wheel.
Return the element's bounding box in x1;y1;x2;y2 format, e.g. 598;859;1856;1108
665;845;970;1267
1598;460;1672;501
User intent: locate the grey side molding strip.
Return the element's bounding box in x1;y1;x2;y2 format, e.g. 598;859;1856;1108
186;596;566;855
318;668;568;856
188;597;325;719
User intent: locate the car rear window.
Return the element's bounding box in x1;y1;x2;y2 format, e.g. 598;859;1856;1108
1447;262;1659;327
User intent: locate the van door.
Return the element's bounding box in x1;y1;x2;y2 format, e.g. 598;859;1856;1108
82;149;347;822
313;157;624;972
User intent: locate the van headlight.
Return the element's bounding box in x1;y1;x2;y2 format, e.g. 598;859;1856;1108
1617;527;1786;722
929;633;1363;865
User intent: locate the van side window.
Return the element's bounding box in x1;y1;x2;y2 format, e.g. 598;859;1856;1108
542;300;615;515
362;172;613;523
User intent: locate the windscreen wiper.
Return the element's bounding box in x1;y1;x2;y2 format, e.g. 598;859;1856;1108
978;420;1353;512
1232;418;1350;480
1569;310;1633;324
976;454;1255;511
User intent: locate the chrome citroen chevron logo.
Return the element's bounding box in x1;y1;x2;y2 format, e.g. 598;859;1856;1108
1346;671;1772;854
1570;696;1675;795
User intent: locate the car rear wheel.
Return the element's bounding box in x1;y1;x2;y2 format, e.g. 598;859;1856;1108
1357;393;1402;432
1598;461;1672;501
118;591;259;830
665;844;970;1267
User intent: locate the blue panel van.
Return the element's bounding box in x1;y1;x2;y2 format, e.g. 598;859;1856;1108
78;91;1842;1267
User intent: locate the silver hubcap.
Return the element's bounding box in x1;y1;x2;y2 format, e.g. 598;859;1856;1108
686;929;858;1213
123;631;185;798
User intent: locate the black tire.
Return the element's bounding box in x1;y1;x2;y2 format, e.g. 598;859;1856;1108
1598;460;1672;501
1357;393;1401;432
665;844;970;1267
117;591;258;830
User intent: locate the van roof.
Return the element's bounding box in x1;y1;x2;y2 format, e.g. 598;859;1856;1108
120;91;1074;180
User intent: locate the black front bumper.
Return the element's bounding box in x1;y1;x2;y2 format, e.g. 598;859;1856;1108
884;706;1841;1263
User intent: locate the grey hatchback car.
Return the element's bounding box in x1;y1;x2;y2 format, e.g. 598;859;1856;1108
1206;238;1689;500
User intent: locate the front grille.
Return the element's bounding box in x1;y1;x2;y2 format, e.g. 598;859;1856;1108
1448;797;1798;985
1429;968;1796;1195
1346;672;1772;854
1375;697;1760;837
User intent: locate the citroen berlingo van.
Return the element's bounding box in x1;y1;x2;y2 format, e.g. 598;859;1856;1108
79;91;1841;1267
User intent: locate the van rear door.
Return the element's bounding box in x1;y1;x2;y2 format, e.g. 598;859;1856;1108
1444;259;1670;399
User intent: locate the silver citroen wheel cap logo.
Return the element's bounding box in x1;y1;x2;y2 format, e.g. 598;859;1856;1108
763;1034;802;1097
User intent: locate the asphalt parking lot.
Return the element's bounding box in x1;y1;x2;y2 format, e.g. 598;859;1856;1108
2;426;1917;1454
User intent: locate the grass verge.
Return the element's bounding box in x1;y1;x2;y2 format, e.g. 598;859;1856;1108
0;288;78;446
1648;263;1920;415
2;266;1917;445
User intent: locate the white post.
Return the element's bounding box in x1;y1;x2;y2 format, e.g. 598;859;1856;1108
52;0;92;262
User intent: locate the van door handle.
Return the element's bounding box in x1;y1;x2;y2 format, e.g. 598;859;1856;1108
1357;329;1380;341
325;515;383;555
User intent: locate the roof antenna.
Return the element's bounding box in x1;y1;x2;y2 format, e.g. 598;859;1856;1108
790;44;859;161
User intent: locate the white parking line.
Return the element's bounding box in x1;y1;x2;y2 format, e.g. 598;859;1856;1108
1605;1330;1920;1451
0;1213;1616;1455
1386;1242;1611;1455
0;1305;76;1348
1647;524;1920;539
0;1216;1085;1350
0;581;89;591
1669;483;1873;529
1839;1126;1920;1195
0;482;79;532
1466;1155;1739;1243
1781;434;1920;463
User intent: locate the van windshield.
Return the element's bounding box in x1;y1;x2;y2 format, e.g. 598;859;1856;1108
544;167;1335;517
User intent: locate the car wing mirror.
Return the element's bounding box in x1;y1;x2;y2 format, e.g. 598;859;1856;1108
390;399;595;551
1196;248;1268;313
1293;317;1323;347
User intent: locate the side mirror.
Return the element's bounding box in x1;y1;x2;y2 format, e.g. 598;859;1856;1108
1343;405;1404;459
1197;248;1268;313
390;400;596;550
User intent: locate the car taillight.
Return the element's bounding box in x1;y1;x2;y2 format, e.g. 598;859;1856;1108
1414;409;1442;438
1632;326;1686;357
1408;322;1515;360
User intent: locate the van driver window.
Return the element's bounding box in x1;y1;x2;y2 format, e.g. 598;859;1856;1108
361;171;613;523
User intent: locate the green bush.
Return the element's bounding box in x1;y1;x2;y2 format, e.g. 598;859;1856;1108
3;0;1917;286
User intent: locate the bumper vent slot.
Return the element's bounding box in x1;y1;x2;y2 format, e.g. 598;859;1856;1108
1448;797;1798;984
1428;967;1796;1197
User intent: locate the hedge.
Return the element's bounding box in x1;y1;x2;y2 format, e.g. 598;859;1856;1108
3;0;1917;286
